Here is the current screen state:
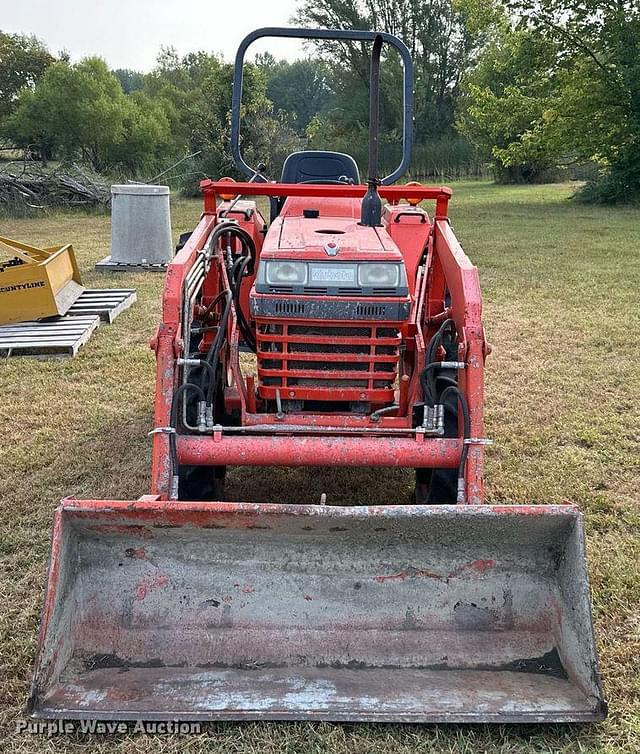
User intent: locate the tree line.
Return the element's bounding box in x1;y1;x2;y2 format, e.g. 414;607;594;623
0;0;638;203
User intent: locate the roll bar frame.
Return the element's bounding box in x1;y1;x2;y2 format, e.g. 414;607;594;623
231;27;414;185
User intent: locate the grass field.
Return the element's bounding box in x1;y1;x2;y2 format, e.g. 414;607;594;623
0;182;638;752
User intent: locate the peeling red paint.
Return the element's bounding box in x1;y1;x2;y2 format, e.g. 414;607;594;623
135;572;168;601
447;559;496;579
376;559;496;585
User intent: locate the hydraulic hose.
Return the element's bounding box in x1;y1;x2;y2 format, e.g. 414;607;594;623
170;221;257;487
199;288;230;322
168;382;205;499
422;317;456;404
439;384;471;503
188;357;215;388
427;317;455;361
421;362;461;406
421;317;470;501
370;404;399;421
230;254;256;352
202;289;232;405
198;222;258;402
207;222;257;354
215;222;256;273
203;221;254;268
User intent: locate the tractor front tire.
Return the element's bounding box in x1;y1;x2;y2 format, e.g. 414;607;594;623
178;464;226;501
415;467;457;504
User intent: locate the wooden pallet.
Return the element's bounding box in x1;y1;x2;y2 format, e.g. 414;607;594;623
67;288;137;324
0;315;100;358
95;256;168;272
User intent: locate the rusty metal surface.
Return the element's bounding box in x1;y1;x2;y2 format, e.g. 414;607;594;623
29;502;606;722
176;435;462;468
36;668;600;723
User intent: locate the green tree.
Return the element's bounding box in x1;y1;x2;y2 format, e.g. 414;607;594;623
514;0;640;202
0;31;54;123
5;58;125;164
142;48;222;153
107;91;175;172
256;55;332;133
295;0;497;141
142;49;300;189
462;1;640;197
457;24;563;182
292;0;498;176
113;68;144;94
6;57;174;173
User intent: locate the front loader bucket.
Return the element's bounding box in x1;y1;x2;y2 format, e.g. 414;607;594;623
29;500;606;723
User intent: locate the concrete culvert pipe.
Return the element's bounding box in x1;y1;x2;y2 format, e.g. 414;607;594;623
106;184;173;269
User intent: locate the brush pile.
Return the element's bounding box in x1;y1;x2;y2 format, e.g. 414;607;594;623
0;161;111;211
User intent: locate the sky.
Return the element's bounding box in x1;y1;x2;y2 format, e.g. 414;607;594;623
1;0;306;71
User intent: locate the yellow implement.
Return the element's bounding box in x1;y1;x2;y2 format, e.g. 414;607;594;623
0;236;84;325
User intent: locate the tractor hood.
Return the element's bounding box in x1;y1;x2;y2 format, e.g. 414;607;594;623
261;203;404;263
278;216;386;254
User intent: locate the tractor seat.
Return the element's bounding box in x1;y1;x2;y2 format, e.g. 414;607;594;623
271;151;361;222
281;151;360;185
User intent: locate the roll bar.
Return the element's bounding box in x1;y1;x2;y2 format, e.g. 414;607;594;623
231;27;414;186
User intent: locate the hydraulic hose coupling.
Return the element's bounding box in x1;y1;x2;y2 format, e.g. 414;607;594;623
197;401;208;433
456;477;466;504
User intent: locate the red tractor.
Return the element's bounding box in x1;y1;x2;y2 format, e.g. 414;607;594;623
29;28;605;724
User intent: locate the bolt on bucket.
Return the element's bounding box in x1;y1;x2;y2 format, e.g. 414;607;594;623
29;500;606;723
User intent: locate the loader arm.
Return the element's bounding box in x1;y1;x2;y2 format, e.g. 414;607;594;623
148;182;486;504
149;212;218;496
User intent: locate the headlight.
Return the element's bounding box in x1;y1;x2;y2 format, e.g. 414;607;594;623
358;263;400;287
266;260;307;285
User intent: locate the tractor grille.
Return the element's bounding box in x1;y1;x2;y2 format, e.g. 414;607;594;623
255;322;401;402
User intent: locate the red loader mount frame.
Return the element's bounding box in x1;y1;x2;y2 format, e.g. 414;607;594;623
28;28;605;724
150;180;487;505
150;27;487;506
